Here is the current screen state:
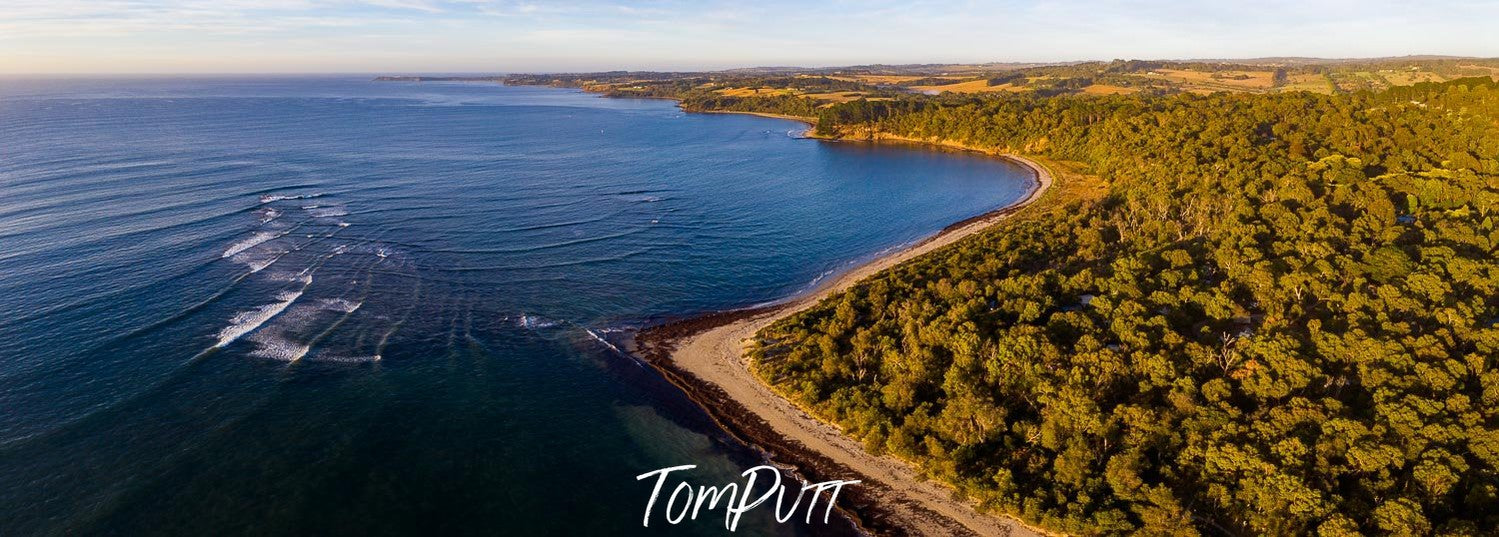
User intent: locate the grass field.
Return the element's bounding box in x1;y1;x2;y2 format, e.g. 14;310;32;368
1081;84;1139;95
1276;73;1335;94
909;78;1001;93
799;91;888;103
1143;68;1277;93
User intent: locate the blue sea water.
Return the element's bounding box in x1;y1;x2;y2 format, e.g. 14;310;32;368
0;76;1032;536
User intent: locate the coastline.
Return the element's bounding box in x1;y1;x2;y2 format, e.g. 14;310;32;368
685;108;821;137
687;108;818;126
630;135;1055;537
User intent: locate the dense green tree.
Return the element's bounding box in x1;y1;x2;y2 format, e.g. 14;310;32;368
736;78;1499;535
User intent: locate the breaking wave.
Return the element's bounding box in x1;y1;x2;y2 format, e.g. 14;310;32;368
318;298;363;313
247;333;312;361
259;192;323;203
514;314;560;330
214;275;312;348
308;354;382;363
229;248;286;273
307;207;349;218
222;231;283;258
582;327;626;355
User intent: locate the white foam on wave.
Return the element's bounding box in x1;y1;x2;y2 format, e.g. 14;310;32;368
244;290;327;361
229;240;292;273
583;327;641;368
318;298;363;313
222;231;283;258
230;249;283;273
248;333;312;361
258;207;282;224
310;354;382;363
260;192;323;203
264;270;304;282
246;298;367;362
214;275;312;348
583;327;625;354
307;207;349;218
515;314;559;330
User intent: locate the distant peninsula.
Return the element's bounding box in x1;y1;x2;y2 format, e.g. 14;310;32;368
372;76;505;82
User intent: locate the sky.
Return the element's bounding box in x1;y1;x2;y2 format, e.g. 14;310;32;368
2;0;1498;74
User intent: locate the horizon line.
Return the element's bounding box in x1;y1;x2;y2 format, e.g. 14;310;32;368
4;53;1497;77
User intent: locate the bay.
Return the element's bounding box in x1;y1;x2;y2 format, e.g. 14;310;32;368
0;76;1032;536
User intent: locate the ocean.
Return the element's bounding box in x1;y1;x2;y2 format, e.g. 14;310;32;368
0;76;1032;535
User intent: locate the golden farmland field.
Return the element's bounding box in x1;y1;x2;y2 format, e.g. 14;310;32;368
1275;73;1335;94
1081;84;1139;95
1144;68;1277;93
909;78;1000;93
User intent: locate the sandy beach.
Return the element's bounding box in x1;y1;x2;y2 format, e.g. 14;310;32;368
634;152;1055;536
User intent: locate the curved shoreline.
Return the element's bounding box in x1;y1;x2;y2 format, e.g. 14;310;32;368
688;108;819;126
631;143;1054;536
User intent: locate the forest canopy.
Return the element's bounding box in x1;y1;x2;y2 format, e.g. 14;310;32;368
735;78;1499;535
